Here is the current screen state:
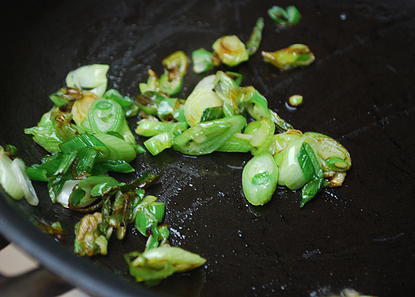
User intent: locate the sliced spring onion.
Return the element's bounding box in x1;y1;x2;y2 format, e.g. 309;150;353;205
145;225;170;251
136;91;185;122
136;144;147;154
286;6;301;25
212;35;249;67
200;106;224;122
238;86;271;120
262;44;315;71
225;71;243;86
192;48;214;73
26;153;65;182
268;5;301;25
93;160;135;174
155;96;179;119
273;130;303;154
105;190;141;240
304;132;351;173
139;69;160;94
69;176;121;209
48;171;72;203
135;120;188;137
124;246;206;283
192;74;216;91
159;72;184;96
213;71;240;114
49;87;83;107
49;93;70;107
75;148;98;177
10;158;39;206
159;51;189;96
276;138;308;190
26;167;49;182
217;133;252;153
144;132;173;156
66;64;109;98
60;133;105;154
184;77;223;126
245;118;276;155
135;197;166;236
53;151;77;176
104;89;133;108
242;153;278;206
173;115;246;155
268;6;288;24
74;212;108;256
117;172;159;194
298;142;323;181
301;178;323;207
35;220;64;241
88;98;124;133
56;180;81;208
297;142;324;207
94;133;137;162
25;108;78;153
270;110;294;132
118;118;136;144
288;94;303;107
162;51;189;77
104;89;137;117
71;91;98;126
246;17;264;56
4;145;17;158
0;146;24;200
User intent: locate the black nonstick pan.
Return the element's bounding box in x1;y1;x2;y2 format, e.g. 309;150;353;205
1;0;415;296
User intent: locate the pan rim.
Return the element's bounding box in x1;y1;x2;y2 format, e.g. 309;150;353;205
0;194;167;297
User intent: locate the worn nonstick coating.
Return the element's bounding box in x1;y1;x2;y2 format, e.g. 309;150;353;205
1;0;415;296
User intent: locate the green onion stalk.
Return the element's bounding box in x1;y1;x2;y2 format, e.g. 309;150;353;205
192;48;215;74
246;17;264;56
274;130;351;207
139;69;160;94
139;51;189;97
192;18;264;73
262;44;315;71
0;145;39;206
212;35;249;67
66;64;109;98
125;246;206;284
267;5;301;25
288;95;303;107
135;91;186;122
74;212;108;256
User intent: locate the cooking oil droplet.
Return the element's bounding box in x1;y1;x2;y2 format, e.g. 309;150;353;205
285;101;297;111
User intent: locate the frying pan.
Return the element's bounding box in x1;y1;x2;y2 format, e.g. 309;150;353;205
1;0;415;296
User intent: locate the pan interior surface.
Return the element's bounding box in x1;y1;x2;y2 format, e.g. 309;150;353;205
1;0;415;296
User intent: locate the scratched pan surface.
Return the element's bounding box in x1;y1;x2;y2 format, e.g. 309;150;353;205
1;0;415;296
